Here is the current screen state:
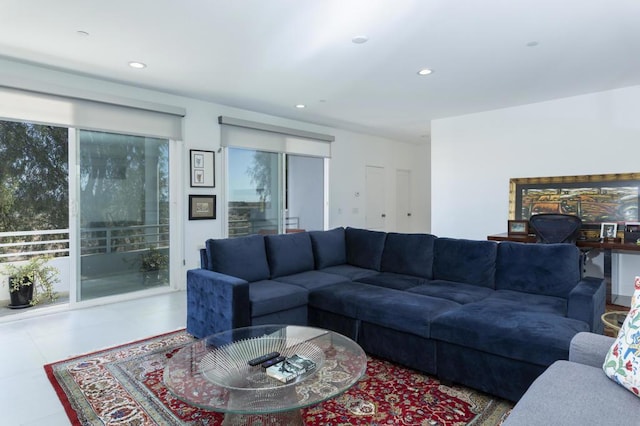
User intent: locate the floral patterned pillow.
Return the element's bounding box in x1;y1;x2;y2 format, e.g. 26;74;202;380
603;276;640;397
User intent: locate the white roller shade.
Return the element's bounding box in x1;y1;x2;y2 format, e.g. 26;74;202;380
219;116;333;158
0;86;184;140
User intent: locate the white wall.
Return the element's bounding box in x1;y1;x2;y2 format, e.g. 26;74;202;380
0;57;429;293
329;130;430;233
431;85;640;299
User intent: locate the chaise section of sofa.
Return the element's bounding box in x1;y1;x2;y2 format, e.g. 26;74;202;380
430;241;604;401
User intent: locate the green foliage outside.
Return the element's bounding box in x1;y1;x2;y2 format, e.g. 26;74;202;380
0;121;69;233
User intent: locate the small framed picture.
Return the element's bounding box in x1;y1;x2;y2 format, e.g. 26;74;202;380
190;150;215;187
189;195;216;220
600;222;618;239
508;220;529;235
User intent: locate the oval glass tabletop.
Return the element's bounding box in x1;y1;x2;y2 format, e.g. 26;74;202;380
163;325;367;415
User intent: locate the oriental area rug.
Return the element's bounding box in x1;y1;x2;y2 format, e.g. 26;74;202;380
45;330;512;425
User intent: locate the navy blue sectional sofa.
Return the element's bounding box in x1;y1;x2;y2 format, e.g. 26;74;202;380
186;227;605;401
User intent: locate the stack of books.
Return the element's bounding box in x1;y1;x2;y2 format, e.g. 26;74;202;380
265;354;316;383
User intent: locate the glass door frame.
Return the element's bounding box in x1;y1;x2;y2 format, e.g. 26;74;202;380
68;129;182;307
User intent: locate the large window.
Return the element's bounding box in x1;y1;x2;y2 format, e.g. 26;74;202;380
227;148;324;237
0;119;173;306
0;85;183;311
220;116;332;237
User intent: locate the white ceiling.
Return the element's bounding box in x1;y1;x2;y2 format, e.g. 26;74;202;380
1;0;639;144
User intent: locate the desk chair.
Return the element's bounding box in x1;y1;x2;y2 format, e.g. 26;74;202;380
529;213;582;244
529;213;585;275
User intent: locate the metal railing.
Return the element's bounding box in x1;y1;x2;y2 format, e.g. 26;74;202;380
0;229;70;260
0;224;169;261
80;224;169;255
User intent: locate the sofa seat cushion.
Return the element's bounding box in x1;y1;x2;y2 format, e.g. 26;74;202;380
274;270;350;290
319;264;379;281
310;282;460;338
408;280;494;304
309;227;347;269
433;238;497;288
496;241;581;298
265;232;315;278
504;361;640;425
249;280;308;317
486;290;567;316
380;232;436;279
431;300;589;366
345;227;387;270
206;235;270;282
356;272;429;291
308;282;370;318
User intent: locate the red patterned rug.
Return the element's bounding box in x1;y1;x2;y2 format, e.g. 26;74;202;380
45;330;512;425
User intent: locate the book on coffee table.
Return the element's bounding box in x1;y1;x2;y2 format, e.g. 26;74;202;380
265;354;316;383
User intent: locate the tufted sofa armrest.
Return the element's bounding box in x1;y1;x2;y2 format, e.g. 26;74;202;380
567;277;606;334
186;268;250;338
569;332;614;368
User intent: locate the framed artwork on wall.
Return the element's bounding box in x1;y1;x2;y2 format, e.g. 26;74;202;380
190;150;215;187
188;195;216;220
509;173;640;223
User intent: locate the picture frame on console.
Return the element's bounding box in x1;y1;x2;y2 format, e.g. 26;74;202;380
189;195;216;220
600;223;618;240
508;220;529;236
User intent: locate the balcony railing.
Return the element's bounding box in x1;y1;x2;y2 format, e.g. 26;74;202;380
0;224;169;262
0;229;70;261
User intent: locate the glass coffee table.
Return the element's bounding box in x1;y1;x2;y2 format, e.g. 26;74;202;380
164;325;367;425
601;310;629;334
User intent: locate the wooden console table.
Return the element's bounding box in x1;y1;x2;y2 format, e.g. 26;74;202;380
487;233;640;305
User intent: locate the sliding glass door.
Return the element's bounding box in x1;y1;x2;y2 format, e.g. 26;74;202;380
228;148;282;236
227;148;324;237
78;130;170;300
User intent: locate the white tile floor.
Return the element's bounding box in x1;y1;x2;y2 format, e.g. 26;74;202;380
0;290;187;426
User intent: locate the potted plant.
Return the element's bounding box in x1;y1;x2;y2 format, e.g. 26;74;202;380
3;256;59;308
140;247;169;285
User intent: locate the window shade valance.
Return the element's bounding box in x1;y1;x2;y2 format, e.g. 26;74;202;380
218;116;333;158
0;85;184;140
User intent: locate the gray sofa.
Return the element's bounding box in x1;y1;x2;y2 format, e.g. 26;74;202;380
186;226;605;401
504;332;640;425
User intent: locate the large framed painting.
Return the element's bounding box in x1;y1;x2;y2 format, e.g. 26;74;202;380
509;173;640;224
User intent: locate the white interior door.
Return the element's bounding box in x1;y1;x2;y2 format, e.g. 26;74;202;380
396;169;412;232
365;165;385;230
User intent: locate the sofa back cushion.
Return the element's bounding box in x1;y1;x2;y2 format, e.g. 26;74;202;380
345;227;387;270
265;232;315;278
433;238;497;288
309;227;347;269
381;232;436;279
496;241;580;297
206;235;270;282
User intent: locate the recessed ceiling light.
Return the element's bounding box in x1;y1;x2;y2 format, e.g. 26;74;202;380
352;35;369;44
295;104;306;109
417;68;433;76
128;61;147;69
